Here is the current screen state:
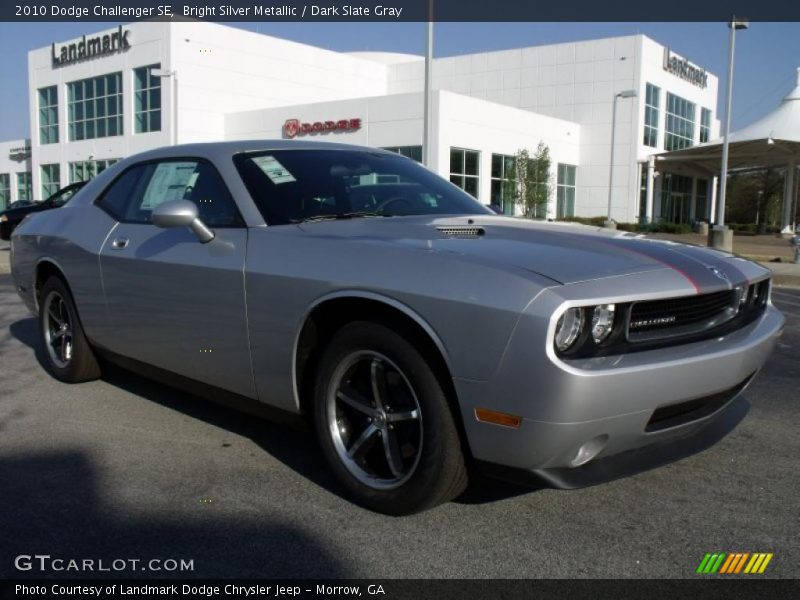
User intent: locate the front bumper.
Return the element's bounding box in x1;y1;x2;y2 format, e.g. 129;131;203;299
454;303;784;486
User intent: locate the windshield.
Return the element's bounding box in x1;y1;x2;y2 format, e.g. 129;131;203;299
233;149;492;225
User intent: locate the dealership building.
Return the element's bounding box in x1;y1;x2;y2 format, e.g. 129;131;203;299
0;21;721;223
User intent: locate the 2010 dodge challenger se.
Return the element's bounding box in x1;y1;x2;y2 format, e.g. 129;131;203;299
10;141;784;514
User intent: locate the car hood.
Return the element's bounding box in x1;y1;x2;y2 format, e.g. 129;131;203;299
297;215;761;288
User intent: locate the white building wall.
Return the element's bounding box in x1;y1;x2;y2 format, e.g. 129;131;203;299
172;21;389;144
25;21;391;195
224;90;580;214
435;91;580;216
387;34;719;222
15;25;719;223
28;22;172;198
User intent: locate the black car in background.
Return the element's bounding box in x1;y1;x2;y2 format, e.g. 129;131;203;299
0;182;86;240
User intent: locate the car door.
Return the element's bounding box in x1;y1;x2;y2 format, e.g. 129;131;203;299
97;158;255;398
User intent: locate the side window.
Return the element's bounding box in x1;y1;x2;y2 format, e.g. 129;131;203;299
98;160;242;227
97;165;148;220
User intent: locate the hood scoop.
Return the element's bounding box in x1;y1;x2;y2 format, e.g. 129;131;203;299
435;225;485;238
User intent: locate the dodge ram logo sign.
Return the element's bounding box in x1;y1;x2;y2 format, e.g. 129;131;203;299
283;118;362;139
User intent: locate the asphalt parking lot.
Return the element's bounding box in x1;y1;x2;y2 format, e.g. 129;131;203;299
1;252;798;579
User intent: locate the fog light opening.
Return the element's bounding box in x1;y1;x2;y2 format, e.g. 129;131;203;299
570;435;609;467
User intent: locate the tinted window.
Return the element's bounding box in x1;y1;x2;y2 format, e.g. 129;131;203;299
234;150;491;225
98;165;147;220
98;160;242;227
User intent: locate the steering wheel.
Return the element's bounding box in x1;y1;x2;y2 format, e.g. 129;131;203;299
374;197;413;213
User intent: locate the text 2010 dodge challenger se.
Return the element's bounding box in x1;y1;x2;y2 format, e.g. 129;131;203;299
10;141;784;514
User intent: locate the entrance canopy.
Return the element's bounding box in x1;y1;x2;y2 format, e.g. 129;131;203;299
655;68;800;230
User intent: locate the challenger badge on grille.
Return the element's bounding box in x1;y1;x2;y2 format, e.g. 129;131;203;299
629;316;678;329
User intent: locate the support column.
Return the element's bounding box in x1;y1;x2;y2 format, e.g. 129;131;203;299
709;176;719;224
645;156;655;224
782;161;796;234
689;177;698;222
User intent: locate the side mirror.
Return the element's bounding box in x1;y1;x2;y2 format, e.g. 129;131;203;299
152;199;215;243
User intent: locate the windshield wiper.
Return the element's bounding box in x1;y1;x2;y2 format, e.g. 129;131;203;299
295;211;391;223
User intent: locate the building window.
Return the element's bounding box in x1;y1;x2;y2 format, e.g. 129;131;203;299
69;159;120;183
382;146;422;163
449;148;480;198
643;83;660;148
490;154;516;215
700;108;712;144
68;72;123;141
17;172;32;202
695;178;709;221
41;164;61;199
0;174;10;209
665;93;696;151
659;173;693;223
134;64;162;134
38;86;59;145
556;163;577;218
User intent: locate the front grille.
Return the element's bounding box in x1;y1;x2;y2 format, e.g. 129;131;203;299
436;226;485;238
627;290;736;342
645;373;754;432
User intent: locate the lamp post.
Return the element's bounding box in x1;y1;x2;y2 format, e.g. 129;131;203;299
422;1;434;168
151;67;177;145
711;16;749;250
606;89;637;228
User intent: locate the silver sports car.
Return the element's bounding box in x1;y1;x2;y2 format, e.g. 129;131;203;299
10;141;784;514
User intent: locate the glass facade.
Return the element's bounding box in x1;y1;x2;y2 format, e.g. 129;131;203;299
381;146;422;162
41;164;61;198
490;154;516;214
0;174;10;209
134;64;162;133
665;93;696;151
449;148;480;198
556;163;577;218
38;86;59;145
643;83;660;148
68;72;123;141
69;159;120;183
700;108;712;144
695;178;709;221
659;173;693;223
17;172;32;202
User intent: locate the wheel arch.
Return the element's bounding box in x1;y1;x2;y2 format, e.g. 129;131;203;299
34;258;70;311
293;292;472;458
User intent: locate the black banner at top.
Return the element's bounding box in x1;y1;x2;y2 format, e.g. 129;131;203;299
2;0;800;22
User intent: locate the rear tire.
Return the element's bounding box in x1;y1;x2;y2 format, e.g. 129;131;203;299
313;321;467;515
38;276;101;383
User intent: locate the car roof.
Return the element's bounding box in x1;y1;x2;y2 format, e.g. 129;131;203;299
126;140;397;163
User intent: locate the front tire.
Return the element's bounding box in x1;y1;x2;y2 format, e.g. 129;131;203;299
313;321;467;515
39;276;101;383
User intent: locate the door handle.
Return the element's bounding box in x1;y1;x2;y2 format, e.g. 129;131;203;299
111;237;129;249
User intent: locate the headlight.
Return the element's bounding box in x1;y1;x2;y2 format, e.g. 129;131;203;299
554;307;584;353
0;214;8;222
591;304;616;344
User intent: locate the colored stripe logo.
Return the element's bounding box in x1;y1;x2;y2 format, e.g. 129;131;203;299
696;552;773;574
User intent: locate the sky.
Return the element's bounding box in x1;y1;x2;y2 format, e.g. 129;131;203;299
0;21;799;141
